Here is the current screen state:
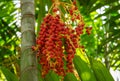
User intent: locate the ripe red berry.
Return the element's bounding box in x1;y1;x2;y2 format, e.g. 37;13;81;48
73;0;76;5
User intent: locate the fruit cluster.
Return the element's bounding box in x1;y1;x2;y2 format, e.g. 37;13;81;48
37;14;66;77
33;0;86;77
86;27;92;35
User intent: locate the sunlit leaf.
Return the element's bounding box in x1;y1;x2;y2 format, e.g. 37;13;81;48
73;55;97;81
0;66;19;81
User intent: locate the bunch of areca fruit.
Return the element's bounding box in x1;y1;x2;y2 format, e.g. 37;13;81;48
33;0;114;81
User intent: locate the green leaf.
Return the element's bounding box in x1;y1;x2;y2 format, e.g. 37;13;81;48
46;0;52;10
86;0;97;13
95;5;120;19
90;59;114;81
102;33;120;46
89;0;118;13
0;66;19;81
64;73;78;81
76;0;81;11
37;0;46;35
73;55;97;81
106;44;120;55
37;64;44;81
104;14;120;25
89;3;103;13
76;0;88;6
44;70;60;81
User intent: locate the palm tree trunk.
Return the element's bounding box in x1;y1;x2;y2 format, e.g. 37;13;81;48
20;0;38;81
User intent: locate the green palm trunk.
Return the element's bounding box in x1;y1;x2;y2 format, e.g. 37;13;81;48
20;0;38;81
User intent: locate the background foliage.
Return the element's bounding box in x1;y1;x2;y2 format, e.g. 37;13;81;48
0;0;20;80
0;0;120;81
